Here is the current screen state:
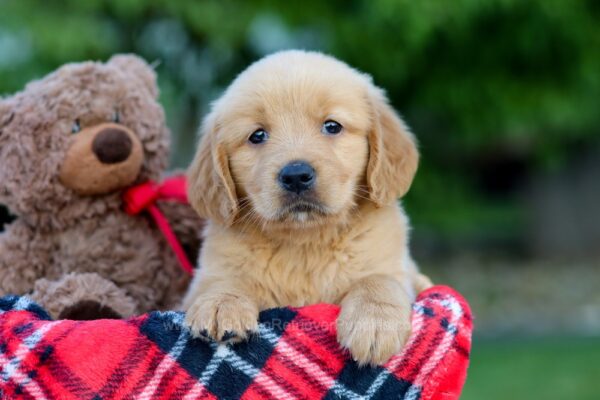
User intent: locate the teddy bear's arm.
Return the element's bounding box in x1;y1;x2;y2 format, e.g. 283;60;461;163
157;201;205;267
0;220;51;296
29;272;138;320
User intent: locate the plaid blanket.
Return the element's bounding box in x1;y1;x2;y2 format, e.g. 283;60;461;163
0;286;471;400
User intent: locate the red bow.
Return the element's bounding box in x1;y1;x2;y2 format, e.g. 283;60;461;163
122;176;195;275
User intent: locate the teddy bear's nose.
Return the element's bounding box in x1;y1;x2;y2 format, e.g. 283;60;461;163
92;128;133;164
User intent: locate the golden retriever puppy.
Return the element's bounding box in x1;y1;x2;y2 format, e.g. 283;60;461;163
184;50;432;366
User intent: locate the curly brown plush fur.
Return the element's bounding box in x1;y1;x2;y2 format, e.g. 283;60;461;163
0;55;202;319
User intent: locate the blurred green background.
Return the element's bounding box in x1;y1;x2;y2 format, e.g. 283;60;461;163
1;0;599;398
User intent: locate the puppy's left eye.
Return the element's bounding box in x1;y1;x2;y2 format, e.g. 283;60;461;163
322;120;343;135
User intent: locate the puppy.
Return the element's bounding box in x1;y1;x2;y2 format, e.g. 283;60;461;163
184;50;432;366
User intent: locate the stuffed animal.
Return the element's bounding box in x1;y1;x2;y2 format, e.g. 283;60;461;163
0;55;203;320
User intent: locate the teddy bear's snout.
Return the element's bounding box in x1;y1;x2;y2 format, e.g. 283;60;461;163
59;122;144;196
92;127;133;164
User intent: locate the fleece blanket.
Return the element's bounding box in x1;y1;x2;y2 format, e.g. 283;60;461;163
0;286;471;400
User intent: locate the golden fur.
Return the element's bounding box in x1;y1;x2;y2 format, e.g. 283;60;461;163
184;50;431;366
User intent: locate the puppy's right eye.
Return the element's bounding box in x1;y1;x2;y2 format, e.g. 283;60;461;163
248;129;269;144
71;119;81;134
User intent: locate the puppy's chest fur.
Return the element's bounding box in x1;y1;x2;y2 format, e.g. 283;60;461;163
201;204;412;309
251;238;367;307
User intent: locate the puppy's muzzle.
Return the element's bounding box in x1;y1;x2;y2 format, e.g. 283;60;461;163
278;161;315;195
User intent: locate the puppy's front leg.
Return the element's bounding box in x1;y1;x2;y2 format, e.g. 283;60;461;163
184;277;259;343
337;274;412;366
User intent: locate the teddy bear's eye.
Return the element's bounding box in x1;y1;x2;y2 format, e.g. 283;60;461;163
71;119;81;134
112;110;120;123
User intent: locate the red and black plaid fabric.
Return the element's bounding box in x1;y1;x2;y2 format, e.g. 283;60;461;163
0;286;472;399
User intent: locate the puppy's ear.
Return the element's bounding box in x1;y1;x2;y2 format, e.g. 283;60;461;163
187;112;238;225
366;87;419;206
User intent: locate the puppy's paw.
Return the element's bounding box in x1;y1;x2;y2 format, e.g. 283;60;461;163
185;293;258;343
337;301;411;367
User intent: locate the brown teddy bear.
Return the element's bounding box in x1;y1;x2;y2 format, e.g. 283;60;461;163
0;55;203;320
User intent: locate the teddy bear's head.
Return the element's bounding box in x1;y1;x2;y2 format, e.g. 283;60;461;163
0;55;169;227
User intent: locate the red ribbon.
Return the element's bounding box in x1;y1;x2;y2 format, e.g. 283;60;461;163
122;176;195;275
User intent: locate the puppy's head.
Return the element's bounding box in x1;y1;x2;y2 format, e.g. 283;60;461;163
188;50;418;229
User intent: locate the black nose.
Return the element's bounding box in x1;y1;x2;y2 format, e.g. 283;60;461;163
278;161;316;194
92;128;133;164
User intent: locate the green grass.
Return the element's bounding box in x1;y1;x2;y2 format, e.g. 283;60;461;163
461;337;600;400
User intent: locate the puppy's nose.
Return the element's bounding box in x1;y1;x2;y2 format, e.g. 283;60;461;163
278;161;316;194
92;128;133;164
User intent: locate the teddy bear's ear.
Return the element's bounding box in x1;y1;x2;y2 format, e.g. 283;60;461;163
109;54;159;98
0;99;15;141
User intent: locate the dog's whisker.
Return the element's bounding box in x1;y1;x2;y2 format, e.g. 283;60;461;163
352;191;373;202
237;208;259;229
